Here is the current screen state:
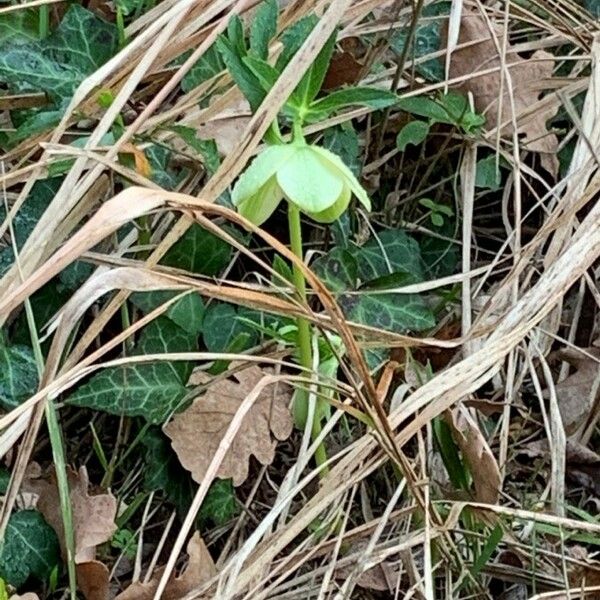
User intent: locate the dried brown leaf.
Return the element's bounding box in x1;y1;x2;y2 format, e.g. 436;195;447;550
23;466;117;563
164;365;292;486
446;9;559;175
115;532;216;600
195;101;251;155
552;347;600;435
76;560;110;600
445;405;501;503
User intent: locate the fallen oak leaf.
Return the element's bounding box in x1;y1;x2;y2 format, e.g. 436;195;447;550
115;532;216;600
164;364;293;486
444;8;559;175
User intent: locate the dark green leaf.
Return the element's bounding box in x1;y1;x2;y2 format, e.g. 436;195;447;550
242;55;279;91
419;219;459;279
475;155;503;190
359;271;416;290
312;247;358;292
141;428;195;515
67;363;188;424
181;44;225;93
275;15;317;72
59;260;94;290
0;467;10;494
272;255;293;284
249;0;278;60
162;223;232;276
0;10;40;45
202;303;258;352
199;479;238;526
307;87;397;120
0;334;38;410
323;125;361;177
353;229;425;283
290;31;337;109
433;417;470;491
171;125;221;175
130;290;205;334
146;144;185;190
0;510;60;588
396;120;430;151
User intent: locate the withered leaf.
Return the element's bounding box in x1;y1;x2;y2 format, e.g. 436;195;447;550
445;9;559;175
115;532;216;600
164;365;293;486
76;560;110;600
23;466;117;564
445;405;501;503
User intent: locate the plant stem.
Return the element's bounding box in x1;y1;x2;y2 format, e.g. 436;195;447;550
287;204;328;474
39;5;49;38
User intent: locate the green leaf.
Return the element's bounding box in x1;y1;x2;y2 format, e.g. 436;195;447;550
202;303;258;352
290;31;337;110
396;120;430;151
181;44;225;93
353;230;425;283
475;155;503;190
419;219;459;278
471;524;503;577
306;87;398;121
130;291;205;334
0;5;117;102
0;510;60;588
217;29;265;111
323;125;361;177
145;144;186;191
242;56;280;92
67;363;188;424
162;223;232;276
141;428;195;515
0;10;40;45
342;292;434;332
199;479;238;526
0;334;38;411
312;247;357;292
249;0;278;60
171;125;221;175
135;316;198;381
275;15;317;72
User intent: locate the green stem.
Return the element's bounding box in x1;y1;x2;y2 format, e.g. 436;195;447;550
39;4;49;38
287;204;328;474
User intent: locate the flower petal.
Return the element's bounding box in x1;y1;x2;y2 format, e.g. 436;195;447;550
237;177;283;226
232;144;297;207
276;145;343;214
304;184;351;223
310;145;371;211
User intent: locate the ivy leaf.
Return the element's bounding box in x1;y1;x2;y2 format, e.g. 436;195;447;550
323;125;361;177
306;87;398;121
162;223;232;276
202;303;258;353
419;219;459;279
0;510;60;588
312;247;357;292
181;44;224;93
170;125;220;175
145;144;186;191
396;120;430;151
353;229;425;283
130;291;205;335
0;10;40;44
199;479;238;527
66;363;188;424
249;0;278;60
0;334;38;410
0;5;117;101
141;428;195;516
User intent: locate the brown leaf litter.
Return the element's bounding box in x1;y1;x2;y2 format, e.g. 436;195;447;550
115;532;216;599
444;8;559;175
164;364;293;486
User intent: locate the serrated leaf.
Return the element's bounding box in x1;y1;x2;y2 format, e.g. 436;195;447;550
181;44;225;93
0;510;60;588
396;120;430;151
242;56;279;91
353;229;425;283
249;0;278;60
162;223;232;276
202;303;258;352
67;363;188;424
0;5;117;101
130;291;205;334
290;31;337;110
171;125;220;175
0;335;38;410
199;479;238;526
275;15;317;72
307;87;398;121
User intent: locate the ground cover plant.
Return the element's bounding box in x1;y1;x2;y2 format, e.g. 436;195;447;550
0;0;600;598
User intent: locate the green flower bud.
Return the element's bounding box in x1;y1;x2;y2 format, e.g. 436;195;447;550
231;142;371;225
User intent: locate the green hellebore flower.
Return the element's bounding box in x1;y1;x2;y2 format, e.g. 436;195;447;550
231;142;371;225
